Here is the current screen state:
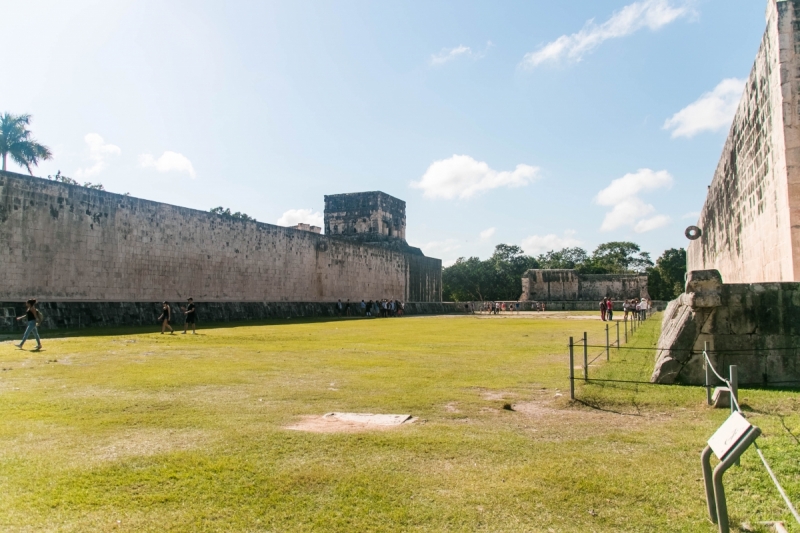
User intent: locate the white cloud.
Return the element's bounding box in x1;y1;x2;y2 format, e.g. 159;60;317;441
139;151;196;178
479;227;496;241
430;42;492;65
521;230;581;254
412;155;539;200
276;208;323;228
420;239;461;255
634;214;671;233
682;211;700;219
595;168;673;232
663;78;745;138
74;133;121;178
520;0;690;68
420;239;462;267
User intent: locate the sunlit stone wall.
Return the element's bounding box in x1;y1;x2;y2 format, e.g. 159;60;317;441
0;171;442;303
688;0;800;282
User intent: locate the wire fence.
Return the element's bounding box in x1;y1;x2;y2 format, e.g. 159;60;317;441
566;307;659;396
564;314;799;529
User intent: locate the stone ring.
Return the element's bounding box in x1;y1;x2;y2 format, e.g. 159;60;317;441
685;225;702;240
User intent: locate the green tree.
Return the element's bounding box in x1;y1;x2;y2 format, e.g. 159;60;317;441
0;113;52;174
582;241;653;274
442;244;539;301
210;207;256;222
48;170;105;190
647;248;686;300
537;247;589;269
442;257;494;301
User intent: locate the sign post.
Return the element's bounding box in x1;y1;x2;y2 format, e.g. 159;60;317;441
701;412;761;533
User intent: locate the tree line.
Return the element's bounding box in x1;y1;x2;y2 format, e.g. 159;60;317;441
442;242;686;302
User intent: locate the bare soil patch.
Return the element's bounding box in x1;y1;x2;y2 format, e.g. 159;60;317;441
285;412;416;433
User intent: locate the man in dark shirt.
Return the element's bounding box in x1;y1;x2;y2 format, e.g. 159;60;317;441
183;298;197;334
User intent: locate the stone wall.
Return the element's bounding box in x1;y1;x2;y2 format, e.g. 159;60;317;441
652;270;800;386
324;191;407;242
0;301;465;332
687;0;800;283
0;172;442;303
519;269;649;302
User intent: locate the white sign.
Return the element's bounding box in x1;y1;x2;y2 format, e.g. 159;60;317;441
708;411;752;460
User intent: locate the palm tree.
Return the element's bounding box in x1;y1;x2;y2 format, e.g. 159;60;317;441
0;113;53;175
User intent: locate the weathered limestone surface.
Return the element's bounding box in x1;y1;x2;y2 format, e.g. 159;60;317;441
0;172;442;303
0;301;464;332
652;270;800;386
688;0;800;283
324;191;409;242
519;269;649;302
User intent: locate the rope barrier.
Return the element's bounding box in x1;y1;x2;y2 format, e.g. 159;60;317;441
703;350;800;527
753;442;800;526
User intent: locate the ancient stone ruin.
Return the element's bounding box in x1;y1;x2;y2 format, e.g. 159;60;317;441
653;0;800;386
519;269;649;310
0;172;449;330
653;270;800;386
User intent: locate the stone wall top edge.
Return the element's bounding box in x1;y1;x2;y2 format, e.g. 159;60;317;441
720;281;800;291
701;16;776;207
522;269;645;280
1;170;293;232
324;190;403;201
0;170;442;262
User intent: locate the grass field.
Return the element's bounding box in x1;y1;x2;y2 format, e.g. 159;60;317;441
0;313;798;532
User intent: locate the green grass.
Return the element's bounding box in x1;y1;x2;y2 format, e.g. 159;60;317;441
0;313;797;532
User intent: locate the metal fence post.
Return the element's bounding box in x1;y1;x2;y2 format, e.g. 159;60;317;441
704;341;712;406
616;321;620;349
583;331;588;381
624;317;628;344
606;323;610;361
569;336;575;400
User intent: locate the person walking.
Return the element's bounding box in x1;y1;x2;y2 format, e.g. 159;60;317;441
360;299;366;317
159;301;174;334
336;299;343;317
182;298;197;334
16;299;43;350
606;298;614;321
599;298;607;321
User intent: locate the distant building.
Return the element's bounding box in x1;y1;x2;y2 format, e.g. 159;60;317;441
291;223;321;234
324;191;422;254
520;269;649;303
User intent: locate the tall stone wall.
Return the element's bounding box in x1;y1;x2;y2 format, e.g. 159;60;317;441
688;0;800;283
0;172;442;303
519;269;649;302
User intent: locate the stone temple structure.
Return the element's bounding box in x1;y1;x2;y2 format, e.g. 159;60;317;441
324;191;422;254
519;269;649;310
0;172;451;330
653;0;800;386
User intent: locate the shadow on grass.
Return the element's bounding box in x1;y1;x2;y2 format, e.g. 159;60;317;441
0;315;409;341
573;398;644;417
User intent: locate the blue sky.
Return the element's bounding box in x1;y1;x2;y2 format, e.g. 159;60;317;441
5;0;765;265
